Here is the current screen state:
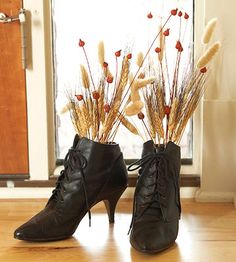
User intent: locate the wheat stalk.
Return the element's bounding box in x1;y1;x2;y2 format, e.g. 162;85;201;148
91;101;99;140
76;104;88;135
81;103;91;133
98;86;105;124
118;114;139;135
98;56;131;142
156;86;165;119
168;97;179;134
146;105;156;141
153;111;164;139
70;102;83;135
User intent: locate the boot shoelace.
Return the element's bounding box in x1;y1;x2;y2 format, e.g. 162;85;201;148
127;151;180;234
51;148;92;226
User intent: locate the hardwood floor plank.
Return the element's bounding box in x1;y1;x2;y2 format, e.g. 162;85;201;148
0;199;236;262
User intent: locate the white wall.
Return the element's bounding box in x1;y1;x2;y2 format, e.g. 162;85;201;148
197;0;236;203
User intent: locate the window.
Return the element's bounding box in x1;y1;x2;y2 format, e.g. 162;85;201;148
51;0;194;162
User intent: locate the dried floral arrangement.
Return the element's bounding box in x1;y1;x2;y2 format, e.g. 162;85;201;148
63;40;155;143
63;8;220;146
123;9;221;145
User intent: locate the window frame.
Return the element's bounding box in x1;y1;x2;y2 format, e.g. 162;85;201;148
24;0;204;180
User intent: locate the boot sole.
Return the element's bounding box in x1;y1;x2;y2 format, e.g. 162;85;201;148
14;234;73;242
130;241;176;254
14;187;127;242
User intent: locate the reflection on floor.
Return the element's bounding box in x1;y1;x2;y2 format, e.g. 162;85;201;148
0;199;236;262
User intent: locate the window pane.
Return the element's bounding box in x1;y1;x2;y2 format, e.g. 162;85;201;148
51;0;193;160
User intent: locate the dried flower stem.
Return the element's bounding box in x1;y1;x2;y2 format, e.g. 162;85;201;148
82;46;96;91
114;57;119;89
112;14;173;135
142;118;154;143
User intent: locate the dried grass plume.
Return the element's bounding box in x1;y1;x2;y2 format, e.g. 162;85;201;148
125;101;144;116
202;18;218;44
197;41;221;68
80;65;90;89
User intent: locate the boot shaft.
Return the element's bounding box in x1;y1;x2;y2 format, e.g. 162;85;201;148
53;136;128;213
134;140;181;222
141;140;181;173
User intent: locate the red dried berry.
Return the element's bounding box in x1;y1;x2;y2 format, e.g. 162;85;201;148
115;50;121;57
103;62;108;68
147;12;153;19
127;53;132;59
75;94;83;101
175;41;184;52
171;9;178;16
92;91;100;100
155;47;161;53
200;67;207;73
178;11;183;17
138;112;145;120
163;29;170;36
175;41;181;50
176;40;183;50
78;39;85;47
104;104;111;113
184;13;189;19
107;75;114;83
164;105;170;115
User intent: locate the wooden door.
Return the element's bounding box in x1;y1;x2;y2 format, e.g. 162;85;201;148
0;0;29;175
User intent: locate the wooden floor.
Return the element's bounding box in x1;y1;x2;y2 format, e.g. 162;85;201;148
0;199;236;262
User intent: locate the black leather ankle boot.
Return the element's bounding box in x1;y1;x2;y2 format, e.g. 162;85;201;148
14;135;128;241
128;140;181;253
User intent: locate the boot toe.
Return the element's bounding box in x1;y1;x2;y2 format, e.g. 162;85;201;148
14;229;25;240
14;222;42;241
14;209;75;241
130;220;178;253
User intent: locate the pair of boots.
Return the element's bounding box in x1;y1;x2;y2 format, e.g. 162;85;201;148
14;135;181;254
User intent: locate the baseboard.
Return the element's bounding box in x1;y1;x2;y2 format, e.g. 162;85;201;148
195;190;236;205
0;188;54;199
122;187;198;199
0;187;199;199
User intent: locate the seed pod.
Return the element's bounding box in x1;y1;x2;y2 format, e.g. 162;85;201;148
138;112;145;120
75;94;83;101
92;91;100;100
78;39;85;47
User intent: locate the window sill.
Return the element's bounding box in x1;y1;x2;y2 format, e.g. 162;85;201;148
0;174;200;188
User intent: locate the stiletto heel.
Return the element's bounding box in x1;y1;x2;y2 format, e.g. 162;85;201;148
103;187;126;223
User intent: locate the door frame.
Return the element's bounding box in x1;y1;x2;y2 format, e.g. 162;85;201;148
23;0;55;180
